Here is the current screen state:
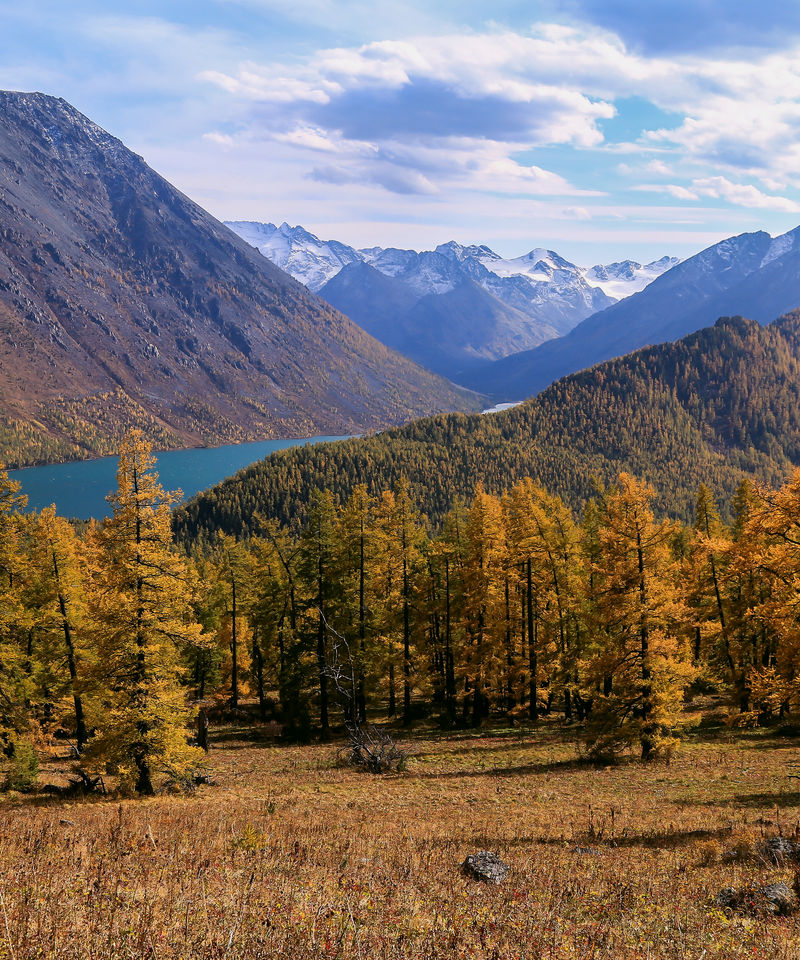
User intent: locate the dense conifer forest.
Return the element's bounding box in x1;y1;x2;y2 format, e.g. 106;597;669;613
174;312;800;547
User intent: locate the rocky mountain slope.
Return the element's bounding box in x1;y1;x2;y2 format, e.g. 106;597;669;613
0;92;480;468
227;221;676;379
175;310;800;542
463;227;800;399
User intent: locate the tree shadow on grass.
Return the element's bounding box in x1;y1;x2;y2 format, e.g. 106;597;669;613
412;757;584;780
739;736;800;751
724;791;800;809
208;728;298;751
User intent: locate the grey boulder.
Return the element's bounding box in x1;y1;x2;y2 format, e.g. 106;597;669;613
462;851;509;885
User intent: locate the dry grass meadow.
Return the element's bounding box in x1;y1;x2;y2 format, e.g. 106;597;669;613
2;704;800;959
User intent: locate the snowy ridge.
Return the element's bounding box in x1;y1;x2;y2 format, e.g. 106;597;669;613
227;221;362;292
226;221;679;330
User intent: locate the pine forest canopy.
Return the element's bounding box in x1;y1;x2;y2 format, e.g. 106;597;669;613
174;311;800;547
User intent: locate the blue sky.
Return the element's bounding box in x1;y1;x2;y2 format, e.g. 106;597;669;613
3;1;800;264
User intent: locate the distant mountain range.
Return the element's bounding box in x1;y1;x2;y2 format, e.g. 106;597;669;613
463;226;800;399
176;310;800;543
0;92;480;468
227;221;677;379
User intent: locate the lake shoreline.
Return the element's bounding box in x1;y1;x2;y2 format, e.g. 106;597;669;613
9;435;350;520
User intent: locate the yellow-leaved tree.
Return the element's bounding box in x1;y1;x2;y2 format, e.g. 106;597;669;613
742;469;800;719
84;430;207;794
582;473;692;761
27;506;92;752
462;485;506;725
0;464;32;766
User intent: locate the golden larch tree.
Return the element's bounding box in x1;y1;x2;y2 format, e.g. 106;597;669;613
84;430;206;794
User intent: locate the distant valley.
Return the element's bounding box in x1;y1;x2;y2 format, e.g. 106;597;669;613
4;89;800;479
227;221;677;380
463;225;800;398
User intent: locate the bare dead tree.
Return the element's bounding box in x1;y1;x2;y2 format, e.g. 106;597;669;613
320;611;406;773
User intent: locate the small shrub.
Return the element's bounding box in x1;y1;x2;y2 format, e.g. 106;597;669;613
231;823;269;852
651;735;680;763
3;737;39;792
695;840;721;866
339;723;407;773
726;710;761;729
723;836;755;862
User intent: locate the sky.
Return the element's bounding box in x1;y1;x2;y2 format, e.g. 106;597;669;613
3;1;800;264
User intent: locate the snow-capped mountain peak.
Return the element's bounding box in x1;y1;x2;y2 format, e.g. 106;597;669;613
435;240;500;263
760;227;800;268
225;221;364;292
225;220;678;338
479;248;580;281
583;257;681;299
226;220;677;307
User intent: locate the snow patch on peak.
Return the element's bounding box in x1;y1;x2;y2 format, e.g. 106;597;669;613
226;221;363;291
583;257;679;299
480;248;578;280
435;241;500;263
761;230;797;268
227;219;679;324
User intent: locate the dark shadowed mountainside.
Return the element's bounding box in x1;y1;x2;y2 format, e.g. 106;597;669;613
463;227;800;399
0;91;480;467
320;266;557;379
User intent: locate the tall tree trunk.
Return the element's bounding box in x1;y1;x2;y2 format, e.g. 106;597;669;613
388;657;396;717
230;577;239;708
504;575;513;713
52;551;88;752
252;627;266;720
527;559;538;721
637;529;654;761
132;464;151;794
357;514;367;723
442;557;456;724
317;525;329;738
402;554;412;727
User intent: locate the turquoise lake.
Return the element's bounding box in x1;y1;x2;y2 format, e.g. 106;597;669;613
8;435;347;519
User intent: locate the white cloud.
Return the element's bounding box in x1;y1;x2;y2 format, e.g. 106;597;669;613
691;176;800;213
665;185;699;201
202;131;235;146
635;177;800;212
43;8;800;260
197;65;336;103
197;22;800;202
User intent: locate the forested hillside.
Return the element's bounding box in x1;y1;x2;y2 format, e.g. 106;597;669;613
175;312;800;545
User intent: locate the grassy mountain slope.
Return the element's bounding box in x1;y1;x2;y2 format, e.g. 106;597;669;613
0;91;480;467
175;312;800;544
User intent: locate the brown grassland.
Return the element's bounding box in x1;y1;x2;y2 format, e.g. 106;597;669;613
2;703;800;959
